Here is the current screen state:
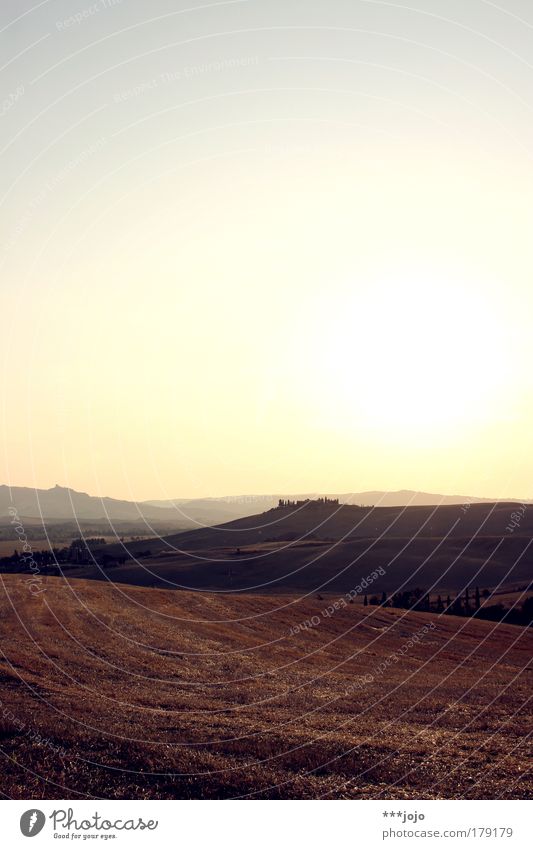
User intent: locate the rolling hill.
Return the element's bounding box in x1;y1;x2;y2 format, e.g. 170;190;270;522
2;485;522;527
0;574;530;799
0;484;191;524
104;500;533;556
68;500;533;597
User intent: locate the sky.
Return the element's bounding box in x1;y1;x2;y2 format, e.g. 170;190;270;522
1;0;533;501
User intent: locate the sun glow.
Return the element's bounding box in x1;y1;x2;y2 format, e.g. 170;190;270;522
284;268;511;440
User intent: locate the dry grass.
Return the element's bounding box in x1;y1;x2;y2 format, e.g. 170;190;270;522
0;575;531;799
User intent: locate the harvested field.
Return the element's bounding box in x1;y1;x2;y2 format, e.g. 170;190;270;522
0;575;531;799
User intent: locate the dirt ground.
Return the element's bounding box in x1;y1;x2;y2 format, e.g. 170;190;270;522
0;575;531;799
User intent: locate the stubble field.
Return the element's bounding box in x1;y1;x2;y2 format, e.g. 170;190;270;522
0;575;531;799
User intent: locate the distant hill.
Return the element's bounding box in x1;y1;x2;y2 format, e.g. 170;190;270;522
1;485;529;533
83;499;533;595
339;489;510;507
141;495;277;525
108;499;533;556
141;489;519;524
0;485;192;525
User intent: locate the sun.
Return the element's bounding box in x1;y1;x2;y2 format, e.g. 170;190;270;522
284;267;511;441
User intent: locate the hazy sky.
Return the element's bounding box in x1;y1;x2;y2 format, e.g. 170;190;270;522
1;0;533;500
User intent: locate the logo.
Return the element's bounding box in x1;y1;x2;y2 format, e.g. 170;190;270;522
20;810;46;837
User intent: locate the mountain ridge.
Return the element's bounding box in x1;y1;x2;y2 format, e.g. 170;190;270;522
1;485;529;528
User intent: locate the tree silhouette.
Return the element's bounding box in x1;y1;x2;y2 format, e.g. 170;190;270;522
451;595;463;616
521;596;533;625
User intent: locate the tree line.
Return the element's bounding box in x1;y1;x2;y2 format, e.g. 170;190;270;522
362;586;533;627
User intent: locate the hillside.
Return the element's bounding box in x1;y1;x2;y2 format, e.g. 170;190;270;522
77;533;533;597
0;484;191;524
0;575;530;799
2;485;521;527
144;489;513;511
107;500;533;557
74;501;533;597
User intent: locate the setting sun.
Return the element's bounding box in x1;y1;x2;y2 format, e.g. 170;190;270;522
279;266;514;443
